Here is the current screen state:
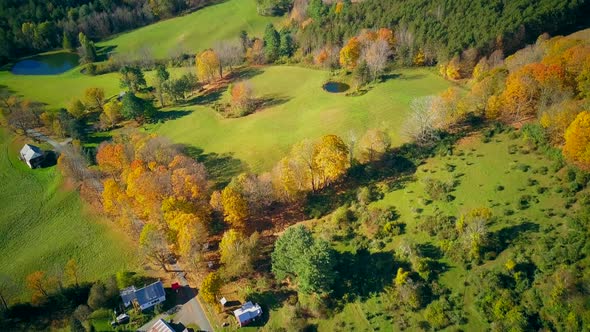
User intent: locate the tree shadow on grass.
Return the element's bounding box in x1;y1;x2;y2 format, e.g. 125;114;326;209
229;67;264;81
491;221;540;253
152;109;192;123
399;73;427;80
244;289;295;327
39;151;57;168
417;242;444;260
181;145;247;188
95;45;117;62
255;94;291;110
185;89;224;106
380;73;401;81
332;249;396;302
83;132;113;147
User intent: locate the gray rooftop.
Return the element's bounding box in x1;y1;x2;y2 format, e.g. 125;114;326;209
20;144;43;162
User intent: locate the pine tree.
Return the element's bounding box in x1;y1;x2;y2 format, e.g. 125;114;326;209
62;32;73;51
279;30;294;58
263;23;280;63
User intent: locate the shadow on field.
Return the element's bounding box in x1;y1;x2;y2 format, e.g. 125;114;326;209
182;145;247;188
243;289;295;327
492;221;540;253
333;249;396;301
186;89;223;105
96;45;117;62
230;67;264;81
381;73;401;81
400;73;426;80
153;109;192;122
256;94;291;110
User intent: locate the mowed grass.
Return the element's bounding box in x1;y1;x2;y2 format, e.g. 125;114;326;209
153;66;452;172
307;132;571;331
0;66;193;109
0;69;121;109
98;0;278;58
0;129;141;302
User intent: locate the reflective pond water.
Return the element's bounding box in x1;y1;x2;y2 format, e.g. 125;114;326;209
11;52;79;75
323;81;350;93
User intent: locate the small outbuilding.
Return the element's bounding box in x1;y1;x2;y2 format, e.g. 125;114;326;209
233;301;262;327
20;144;44;169
120;280;166;311
148;318;175;332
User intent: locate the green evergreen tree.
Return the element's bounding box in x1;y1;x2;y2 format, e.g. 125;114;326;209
155;64;170;107
263;23;280;63
353;60;370;88
279;30;294;58
62;32;73;51
120;92;156;123
119;66;147;92
307;0;327;21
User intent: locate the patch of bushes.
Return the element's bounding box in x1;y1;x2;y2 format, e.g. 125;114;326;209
423;178;456;201
516;195;538;210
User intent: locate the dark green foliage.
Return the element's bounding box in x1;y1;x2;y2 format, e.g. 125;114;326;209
0;0;211;63
296;0;590;64
69;316;85;332
256;0;293;16
78;32;96;64
263;23;280;63
62;32;73;51
120;92;156;123
419;211;456;240
353;60;370;87
516;195;538;210
422;178;455;201
307;0;328;21
119;66;147;92
162;73;198;103
279;30;295;58
271;226;335;294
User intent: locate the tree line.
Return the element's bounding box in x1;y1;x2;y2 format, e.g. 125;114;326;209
0;0;217;64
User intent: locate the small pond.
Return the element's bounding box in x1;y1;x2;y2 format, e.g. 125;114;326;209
323;81;350;93
11;52;79;75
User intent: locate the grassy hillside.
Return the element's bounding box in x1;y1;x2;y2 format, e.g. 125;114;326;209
98;0;278;59
263;131;577;331
0;69;121;109
153;66;452;172
0;129;141;302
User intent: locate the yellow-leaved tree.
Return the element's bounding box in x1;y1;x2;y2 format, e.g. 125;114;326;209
221;185;249;230
339;37;361;70
313;134;350;189
196;49;220;83
563;111;590;170
200;272;222;304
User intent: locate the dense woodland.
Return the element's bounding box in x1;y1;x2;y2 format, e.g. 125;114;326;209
2;0;590;330
0;0;215;63
294;0;590;62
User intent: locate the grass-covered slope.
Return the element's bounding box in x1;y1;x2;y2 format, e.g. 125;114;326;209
153;66;452;172
98;0;278;59
0;129;140;302
264;131;579;331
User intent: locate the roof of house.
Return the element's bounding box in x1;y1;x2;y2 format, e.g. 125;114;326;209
234;301;262;325
120;280;166;307
135;281;166;306
148;319;175;332
120;286;137;305
20;144;43;162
